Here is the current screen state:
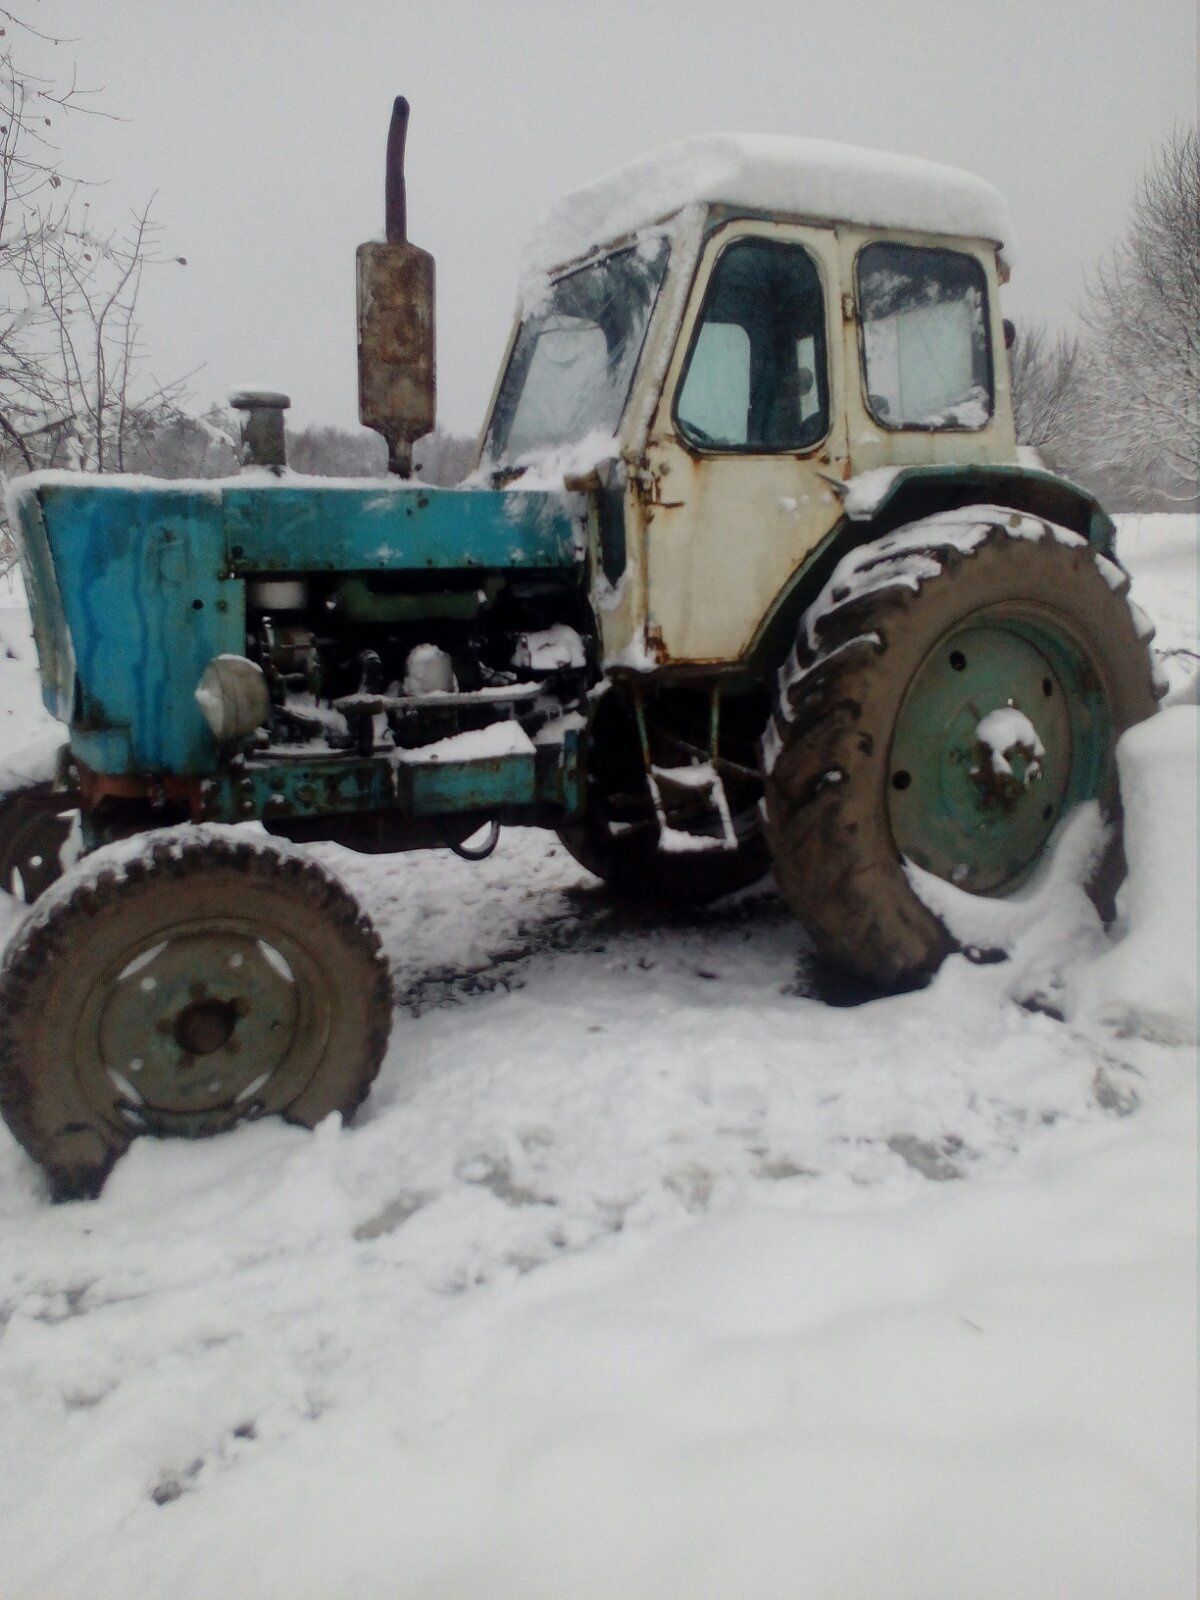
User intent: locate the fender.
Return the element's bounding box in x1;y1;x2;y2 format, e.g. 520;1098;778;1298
744;464;1117;679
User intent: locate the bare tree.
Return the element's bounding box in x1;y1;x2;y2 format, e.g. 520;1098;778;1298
1008;322;1087;459
1084;126;1200;504
0;8;186;569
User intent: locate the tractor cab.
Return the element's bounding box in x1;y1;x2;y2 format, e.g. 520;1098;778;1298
480;134;1019;668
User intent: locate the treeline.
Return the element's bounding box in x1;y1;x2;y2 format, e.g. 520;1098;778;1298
1010;127;1198;511
115;412;476;489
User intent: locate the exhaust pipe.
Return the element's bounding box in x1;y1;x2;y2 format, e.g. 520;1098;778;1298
385;93;410;244
357;96;436;478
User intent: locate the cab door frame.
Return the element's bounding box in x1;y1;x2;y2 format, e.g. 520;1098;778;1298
632;216;849;667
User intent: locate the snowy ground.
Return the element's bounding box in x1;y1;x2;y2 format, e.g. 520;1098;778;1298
0;518;1195;1599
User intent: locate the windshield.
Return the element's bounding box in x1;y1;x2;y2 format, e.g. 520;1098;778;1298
485;239;670;465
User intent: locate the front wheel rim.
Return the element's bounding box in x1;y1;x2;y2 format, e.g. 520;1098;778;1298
74;916;334;1134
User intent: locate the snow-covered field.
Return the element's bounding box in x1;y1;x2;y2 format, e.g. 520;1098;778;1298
0;517;1195;1599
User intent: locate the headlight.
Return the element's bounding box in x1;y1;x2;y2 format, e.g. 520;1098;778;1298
195;655;270;741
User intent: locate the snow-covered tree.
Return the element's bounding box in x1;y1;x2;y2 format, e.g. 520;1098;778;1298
122;405;239;479
285;422;386;478
0;9;186;569
1008;323;1087;459
284;422;474;485
1084;126;1200;505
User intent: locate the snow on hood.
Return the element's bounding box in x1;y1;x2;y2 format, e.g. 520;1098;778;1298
523;133;1013;273
4;469;459;523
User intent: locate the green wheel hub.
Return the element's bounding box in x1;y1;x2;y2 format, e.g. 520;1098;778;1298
887;611;1110;894
77;918;333;1134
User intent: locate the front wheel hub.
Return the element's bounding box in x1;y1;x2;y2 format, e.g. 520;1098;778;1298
173;996;241;1057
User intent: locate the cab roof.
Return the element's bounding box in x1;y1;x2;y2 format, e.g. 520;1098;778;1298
523;133;1012;276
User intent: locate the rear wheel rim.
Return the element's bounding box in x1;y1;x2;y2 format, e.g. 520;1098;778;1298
887;609;1111;894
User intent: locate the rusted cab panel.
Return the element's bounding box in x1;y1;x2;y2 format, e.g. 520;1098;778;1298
633;217;850;665
583;212;1019;668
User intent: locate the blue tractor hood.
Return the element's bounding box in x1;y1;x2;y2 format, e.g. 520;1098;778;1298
9;470;582;777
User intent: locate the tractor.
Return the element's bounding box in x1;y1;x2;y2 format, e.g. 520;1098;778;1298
0;101;1160;1196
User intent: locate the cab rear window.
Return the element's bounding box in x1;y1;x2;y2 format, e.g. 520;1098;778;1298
856;243;993;430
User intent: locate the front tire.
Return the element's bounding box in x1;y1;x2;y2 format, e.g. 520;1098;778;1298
0;829;393;1198
763;510;1159;989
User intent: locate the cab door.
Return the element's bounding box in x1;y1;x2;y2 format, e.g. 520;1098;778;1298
638;220;848;665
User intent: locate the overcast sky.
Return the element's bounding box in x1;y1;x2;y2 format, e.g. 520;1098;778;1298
29;0;1199;438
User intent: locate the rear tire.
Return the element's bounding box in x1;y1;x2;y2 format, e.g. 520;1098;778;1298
0;829;393;1198
763;510;1159;990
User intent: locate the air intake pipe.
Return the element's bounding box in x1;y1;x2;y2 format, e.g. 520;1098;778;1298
357;96;436;477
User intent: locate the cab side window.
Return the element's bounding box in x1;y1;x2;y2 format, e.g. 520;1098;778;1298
856;243;993;430
675;237;829;453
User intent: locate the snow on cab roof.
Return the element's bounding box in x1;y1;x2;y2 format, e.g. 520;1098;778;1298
524;133;1012;273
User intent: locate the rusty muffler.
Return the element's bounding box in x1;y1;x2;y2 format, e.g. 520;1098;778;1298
357;96;436;477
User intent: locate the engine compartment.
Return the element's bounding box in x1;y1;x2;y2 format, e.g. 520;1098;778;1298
245;567;593;762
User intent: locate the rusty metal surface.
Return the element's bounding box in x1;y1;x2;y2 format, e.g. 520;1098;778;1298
357;243;436;477
357;95;436;477
230;391;290;471
75;761;205;820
